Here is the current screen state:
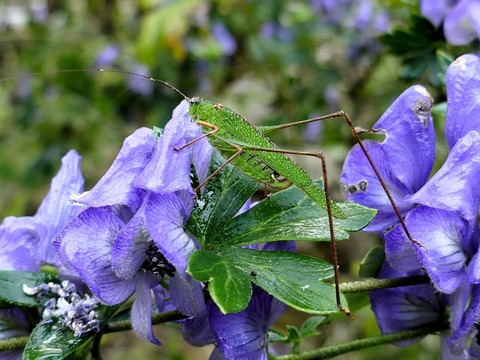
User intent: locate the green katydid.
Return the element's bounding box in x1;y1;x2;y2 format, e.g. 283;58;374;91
102;69;419;315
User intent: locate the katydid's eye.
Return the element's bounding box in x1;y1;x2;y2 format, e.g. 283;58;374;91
190;97;201;105
272;172;288;182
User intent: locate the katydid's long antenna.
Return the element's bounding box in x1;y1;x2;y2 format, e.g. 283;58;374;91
98;68;190;100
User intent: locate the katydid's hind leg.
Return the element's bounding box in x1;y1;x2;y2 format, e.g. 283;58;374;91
236;145;350;316
265;111;422;248
338;112;423;248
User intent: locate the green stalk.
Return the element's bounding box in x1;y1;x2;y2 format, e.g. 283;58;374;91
275;322;449;360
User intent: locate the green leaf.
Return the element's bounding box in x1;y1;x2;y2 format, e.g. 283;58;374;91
359;246;385;279
187;251;252;313
186;150;258;247
299;316;327;337
223;248;347;314
23;322;92;360
0;271;59;307
213;183;376;249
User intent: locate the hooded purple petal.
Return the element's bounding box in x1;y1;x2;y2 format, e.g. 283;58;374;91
445;54;480;149
144;192;196;273
368;85;435;192
54;207;138;304
209;286;286;360
131;277;162;345
407;130;480;226
342;85;435;231
34;150;84;266
135;101;201;194
444;1;480;45
0;217;42;271
73;128;155;208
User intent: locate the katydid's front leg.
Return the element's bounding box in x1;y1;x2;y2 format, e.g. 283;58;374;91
174;121;246;192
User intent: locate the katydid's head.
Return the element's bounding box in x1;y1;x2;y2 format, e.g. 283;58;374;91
188;97;202;118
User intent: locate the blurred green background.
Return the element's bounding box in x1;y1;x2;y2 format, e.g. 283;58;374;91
0;0;460;358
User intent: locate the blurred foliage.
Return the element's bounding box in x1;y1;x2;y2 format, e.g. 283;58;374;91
0;0;475;358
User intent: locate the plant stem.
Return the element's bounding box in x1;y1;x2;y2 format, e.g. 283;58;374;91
340;275;430;293
275;322;449;360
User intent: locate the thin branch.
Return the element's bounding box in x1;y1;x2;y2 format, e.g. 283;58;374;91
340;275;430;293
275;322;449;360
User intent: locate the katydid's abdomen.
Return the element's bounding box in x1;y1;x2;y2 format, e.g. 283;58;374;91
188;97;347;219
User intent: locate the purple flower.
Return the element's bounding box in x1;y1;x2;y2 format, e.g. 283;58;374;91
208;285;287;360
54;102;212;344
0;150;83;357
0;150;84;272
93;44;120;68
371;55;480;357
421;0;480;45
127;64;153;96
341;85;435;232
420;0;459;28
444;54;480;149
212;21;237;56
444;0;480;45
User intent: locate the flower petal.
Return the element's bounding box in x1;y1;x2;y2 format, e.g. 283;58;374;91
111;204;151;280
342;141;415;231
182;314;214;346
144;192;196;273
369;261;445;346
54;207;137;304
448;285;480;355
407;130;480;225
406;207;468;294
342;85;435;231
34;150;84;266
169;273;207;317
135;101;198;194
73;128;155;208
0;217;42;271
445;54;480;149
467;248;480;284
131;277;162;346
209;286;286;360
384;220;422;273
444;1;480;45
370;85;435;192
420;0;452;27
